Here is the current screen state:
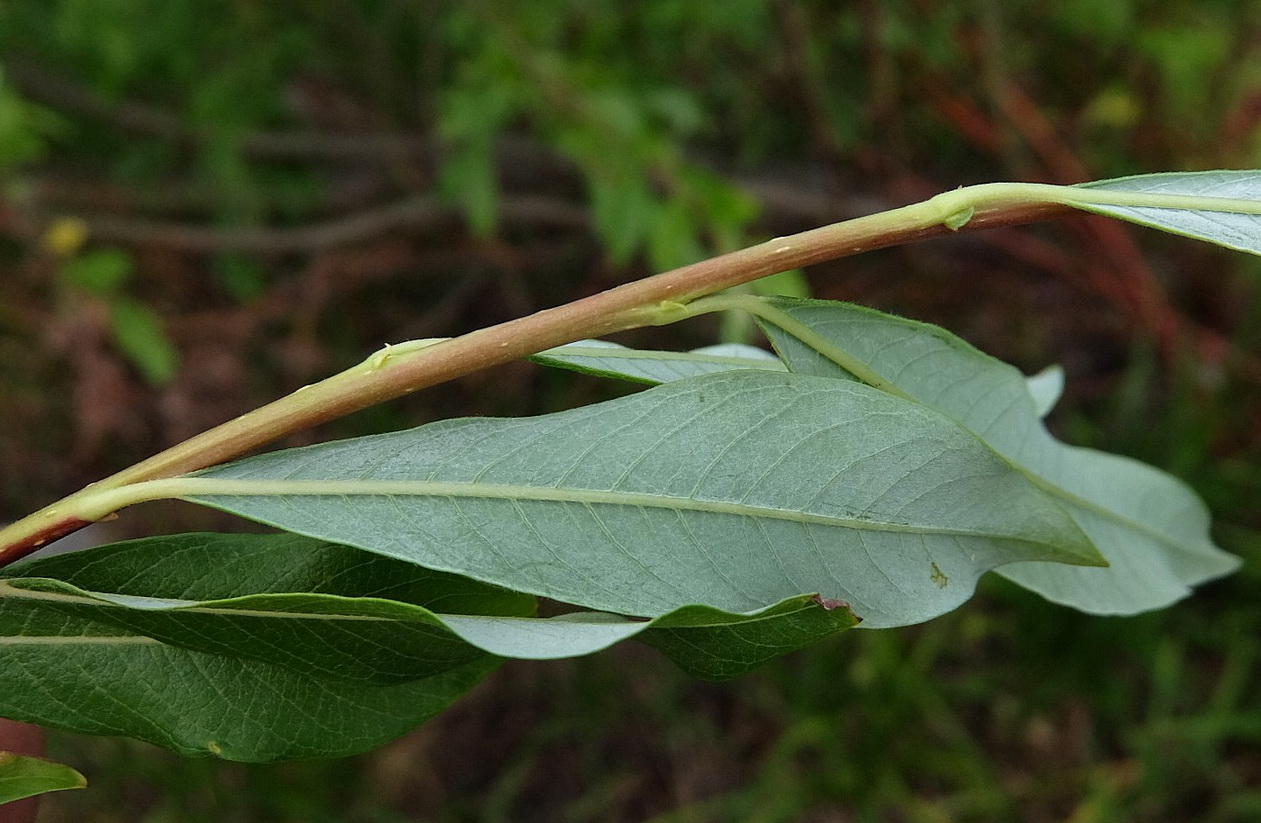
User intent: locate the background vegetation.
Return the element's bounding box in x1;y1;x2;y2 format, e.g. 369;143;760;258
2;1;1261;820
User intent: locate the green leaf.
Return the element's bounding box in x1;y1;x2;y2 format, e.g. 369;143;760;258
439;594;858;679
108;297;180;385
531;339;785;384
1076;171;1261;255
3;532;531;684
638;595;858;680
0;536;856;761
533;339;1058;420
0;605;494;762
3;533;854;683
172;369;1101;629
58;249;133;295
746;296;1239;614
0;751;86;806
0;534;511;761
1026;364;1065;417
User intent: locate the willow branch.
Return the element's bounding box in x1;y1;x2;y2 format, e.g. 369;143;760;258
0;185;1073;563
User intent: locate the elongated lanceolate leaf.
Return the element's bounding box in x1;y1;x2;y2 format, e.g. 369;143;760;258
0;533;859;759
0;533;510;760
533;338;1062;418
4;533;534;685
437;592;859;678
176;370;1101;629
531;339;785;384
1076;170;1261;255
2;534;858;688
0;752;86;805
0;604;494;761
748;296;1239;614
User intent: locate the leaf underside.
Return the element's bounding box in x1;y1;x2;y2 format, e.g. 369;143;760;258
530;339;786;384
747;296;1238;614
187;369;1100;629
1077;170;1261;255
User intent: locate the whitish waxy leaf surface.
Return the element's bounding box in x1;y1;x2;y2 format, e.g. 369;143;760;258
0;752;86;806
1025;365;1064;418
1076;170;1261;256
533;339;1062;418
748;296;1238;614
175;370;1101;629
531;339;785;384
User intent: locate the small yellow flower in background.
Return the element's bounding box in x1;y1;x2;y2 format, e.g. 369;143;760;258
41;216;88;256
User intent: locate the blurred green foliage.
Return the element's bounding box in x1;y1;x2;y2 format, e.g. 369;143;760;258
5;0;1261;268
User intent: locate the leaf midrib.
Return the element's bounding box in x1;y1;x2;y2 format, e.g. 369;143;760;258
0;581;411;622
0;581;827;635
91;477;1069;550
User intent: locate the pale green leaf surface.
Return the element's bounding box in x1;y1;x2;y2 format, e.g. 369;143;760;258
533;338;1060;420
531;339;784;384
0;752;86;805
751;297;1239;614
1077;170;1261;255
441;594;858;677
185;370;1100;629
1026;364;1065;417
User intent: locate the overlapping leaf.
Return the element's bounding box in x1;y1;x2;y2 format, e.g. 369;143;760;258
531;339;785;384
172;369;1101;629
0;534;504;760
3;533;533;685
3;533;859;678
1076;170;1261;256
747;296;1238;614
0;752;85;806
0;533;861;758
532;338;1063;417
0;605;494;762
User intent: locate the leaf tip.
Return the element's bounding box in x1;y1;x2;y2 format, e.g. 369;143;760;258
812;594;861;623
